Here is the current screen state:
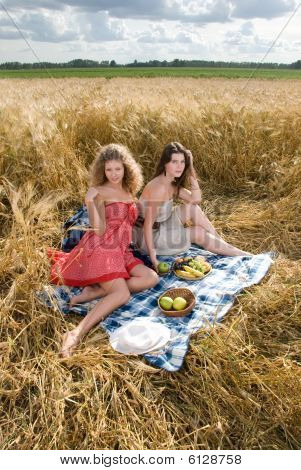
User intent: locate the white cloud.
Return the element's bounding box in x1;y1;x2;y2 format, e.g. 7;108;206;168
240;21;254;36
21;11;80;42
231;0;296;20
0;0;300;63
137;23;197;44
0;8;128;44
0;29;21;39
176;31;194;43
3;0;297;22
80;11;128;42
137;25;174;44
2;0;232;24
223;21;301;60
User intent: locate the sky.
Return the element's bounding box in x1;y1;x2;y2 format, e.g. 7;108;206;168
0;0;300;64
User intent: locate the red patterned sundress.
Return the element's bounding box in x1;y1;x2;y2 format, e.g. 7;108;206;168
49;202;144;286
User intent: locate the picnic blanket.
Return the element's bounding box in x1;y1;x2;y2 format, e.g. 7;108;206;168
37;245;275;371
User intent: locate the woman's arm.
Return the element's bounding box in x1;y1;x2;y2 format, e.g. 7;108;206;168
178;177;202;205
189;174;202;204
85;187;106;236
143;197;162;270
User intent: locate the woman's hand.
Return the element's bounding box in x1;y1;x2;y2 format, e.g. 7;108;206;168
151;257;159;272
85;187;106;236
86;187;103;203
187;151;198;178
188;150;194;165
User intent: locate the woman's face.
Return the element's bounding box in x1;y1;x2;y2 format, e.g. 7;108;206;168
104;159;125;185
164;152;186;178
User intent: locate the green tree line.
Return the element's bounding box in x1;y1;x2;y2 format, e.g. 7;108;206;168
0;58;300;70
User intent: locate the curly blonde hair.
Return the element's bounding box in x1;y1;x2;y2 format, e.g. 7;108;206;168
90;144;143;196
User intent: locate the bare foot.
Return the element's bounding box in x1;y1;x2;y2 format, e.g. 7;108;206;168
239;250;253;256
60;330;81;358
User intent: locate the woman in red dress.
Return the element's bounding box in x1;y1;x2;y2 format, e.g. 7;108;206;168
50;144;159;357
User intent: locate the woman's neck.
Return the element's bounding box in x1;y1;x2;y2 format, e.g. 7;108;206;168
104;181;124;192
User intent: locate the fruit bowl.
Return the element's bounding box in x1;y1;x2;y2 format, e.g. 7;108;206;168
158;287;196;317
173;255;212;281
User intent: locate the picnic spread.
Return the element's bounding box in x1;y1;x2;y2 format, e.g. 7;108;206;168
38;218;274;370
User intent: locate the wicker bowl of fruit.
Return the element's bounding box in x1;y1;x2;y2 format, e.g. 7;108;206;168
158;287;196;317
173;255;212;281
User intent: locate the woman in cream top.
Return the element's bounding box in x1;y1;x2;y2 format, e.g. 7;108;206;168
132;142;251;270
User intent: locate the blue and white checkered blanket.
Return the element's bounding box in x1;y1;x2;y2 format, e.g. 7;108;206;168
38;245;275;371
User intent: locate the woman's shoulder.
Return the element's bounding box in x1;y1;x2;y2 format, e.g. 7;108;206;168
141;178;167;199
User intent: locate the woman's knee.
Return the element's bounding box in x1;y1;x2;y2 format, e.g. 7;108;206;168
180;202;193;216
188;202;205;218
180;202;201;223
130;264;159;285
117;285;131;304
147;268;159;287
121;291;131;304
190;226;207;244
141;266;159;287
112;290;130;306
103;279;131;304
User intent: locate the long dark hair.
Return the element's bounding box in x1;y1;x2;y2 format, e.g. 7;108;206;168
153;142;197;197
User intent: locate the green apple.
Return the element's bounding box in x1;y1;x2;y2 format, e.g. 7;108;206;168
157;262;170;274
159;296;174;310
172;297;187;311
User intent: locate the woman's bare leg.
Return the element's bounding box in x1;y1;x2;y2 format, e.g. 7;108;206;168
70;285;105;306
189;226;252;256
61;278;130;357
70;265;159;306
178;203;223;238
126;264;159;292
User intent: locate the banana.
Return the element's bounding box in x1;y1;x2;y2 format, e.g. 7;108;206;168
195;255;206;263
202;262;211;273
175;269;195;279
183;265;204;277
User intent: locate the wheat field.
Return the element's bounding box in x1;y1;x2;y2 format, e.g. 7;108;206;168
0;77;300;450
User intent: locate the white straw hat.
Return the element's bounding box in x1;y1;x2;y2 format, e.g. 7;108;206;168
109;319;171;355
